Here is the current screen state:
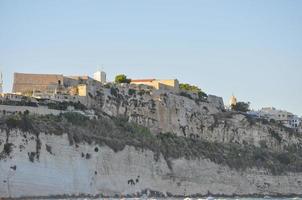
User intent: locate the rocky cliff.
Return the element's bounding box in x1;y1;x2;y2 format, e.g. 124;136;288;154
95;85;302;151
0;85;302;198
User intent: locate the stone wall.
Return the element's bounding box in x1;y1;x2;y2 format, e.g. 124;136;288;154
12;73;64;94
130;79;179;92
207;95;225;110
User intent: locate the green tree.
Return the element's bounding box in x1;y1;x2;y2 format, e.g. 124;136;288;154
197;91;208;100
115;74;131;84
179;83;200;93
179;83;207;100
231;101;250;112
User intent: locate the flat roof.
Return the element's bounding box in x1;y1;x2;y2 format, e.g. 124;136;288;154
131;79;156;82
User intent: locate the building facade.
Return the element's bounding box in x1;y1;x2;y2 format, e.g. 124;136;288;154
12;73;64;95
93;70;106;84
12;72;103;98
130;79;179;92
229;95;237;107
258;107;301;129
288;115;301;129
77;84;87;96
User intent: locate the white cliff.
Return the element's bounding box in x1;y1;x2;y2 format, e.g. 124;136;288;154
0;84;302;198
0;130;302;198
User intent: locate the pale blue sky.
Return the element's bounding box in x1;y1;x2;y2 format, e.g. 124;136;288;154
0;0;301;115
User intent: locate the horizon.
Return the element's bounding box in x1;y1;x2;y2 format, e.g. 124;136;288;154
1;0;302;116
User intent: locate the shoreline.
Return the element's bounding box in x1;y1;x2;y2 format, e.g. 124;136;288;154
2;193;302;200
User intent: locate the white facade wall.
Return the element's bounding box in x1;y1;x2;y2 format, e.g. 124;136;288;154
93;71;106;84
288;115;301;128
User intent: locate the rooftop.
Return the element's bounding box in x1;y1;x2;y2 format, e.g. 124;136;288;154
131;79;156;83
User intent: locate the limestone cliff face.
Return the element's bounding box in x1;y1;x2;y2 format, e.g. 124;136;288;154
1;85;302;198
1;130;302;198
95;86;302;151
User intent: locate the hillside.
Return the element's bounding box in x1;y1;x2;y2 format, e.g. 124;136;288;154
0;85;302;198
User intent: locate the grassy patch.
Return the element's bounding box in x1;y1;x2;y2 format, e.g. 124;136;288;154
128;89;136;96
5;114;35;133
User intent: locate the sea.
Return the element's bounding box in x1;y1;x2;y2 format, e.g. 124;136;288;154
37;198;302;200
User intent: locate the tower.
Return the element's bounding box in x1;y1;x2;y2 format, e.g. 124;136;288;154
229;94;237;107
93;70;106;84
0;71;3;94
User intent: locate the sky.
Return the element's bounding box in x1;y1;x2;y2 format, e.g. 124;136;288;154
0;0;301;115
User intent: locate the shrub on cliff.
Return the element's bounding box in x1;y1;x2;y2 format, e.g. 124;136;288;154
269;129;282;143
3;143;13;155
0;143;13;160
179;91;193;100
128;89;136;96
46;101;86;111
5;116;19;129
179;83;207;100
61;112;89;125
110;87;118;97
5;114;34;132
115;74;131;84
0;99;38;107
231;101;250;113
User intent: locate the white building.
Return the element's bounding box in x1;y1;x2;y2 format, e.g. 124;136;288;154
93;70;106;84
258;107;301;129
259;107;291;121
288;115;301;129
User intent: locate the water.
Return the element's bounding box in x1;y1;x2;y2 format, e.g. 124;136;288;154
38;198;302;200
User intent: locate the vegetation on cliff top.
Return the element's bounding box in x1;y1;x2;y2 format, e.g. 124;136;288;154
115;74;131;84
1;112;302;175
231;101;250;113
179;83;207;100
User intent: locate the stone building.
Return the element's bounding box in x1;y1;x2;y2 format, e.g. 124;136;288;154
64;75;102;97
131;79;179;92
229;95;237;107
12;72;102;97
13;73;64;95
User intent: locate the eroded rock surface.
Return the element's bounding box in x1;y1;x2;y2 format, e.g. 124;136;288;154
1;130;302;198
1;86;302;198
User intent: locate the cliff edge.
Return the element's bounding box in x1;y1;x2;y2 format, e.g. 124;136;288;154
0;85;302;198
